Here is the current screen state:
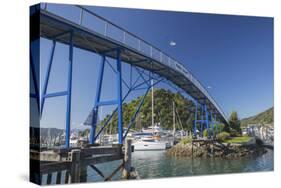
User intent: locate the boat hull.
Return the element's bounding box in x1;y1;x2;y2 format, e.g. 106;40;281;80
133;141;167;151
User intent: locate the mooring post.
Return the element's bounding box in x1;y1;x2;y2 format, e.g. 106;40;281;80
70;149;81;183
56;171;62;184
122;139;132;179
79;164;88;183
46;173;52;184
65;171;70;184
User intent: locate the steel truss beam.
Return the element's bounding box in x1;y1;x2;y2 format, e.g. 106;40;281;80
40;6;229;128
30;43;40;112
104;57;130;90
90;62;164;144
123;86;151;139
89;48;166;144
88;50;126;144
192;99;215;139
40;30;74;148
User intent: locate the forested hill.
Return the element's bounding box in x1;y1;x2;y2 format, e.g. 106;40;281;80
240;107;273;127
100;89;195;133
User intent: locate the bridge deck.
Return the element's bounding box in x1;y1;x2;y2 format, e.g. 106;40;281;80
39;4;228;124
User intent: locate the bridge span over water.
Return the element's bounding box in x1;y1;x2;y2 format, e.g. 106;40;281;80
30;3;229;148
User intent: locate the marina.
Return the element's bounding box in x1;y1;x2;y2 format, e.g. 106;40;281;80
29;3;274;185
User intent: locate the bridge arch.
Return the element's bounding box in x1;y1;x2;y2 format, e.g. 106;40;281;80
31;3;229;148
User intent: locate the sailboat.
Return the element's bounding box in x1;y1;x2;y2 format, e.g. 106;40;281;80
132;79;169;151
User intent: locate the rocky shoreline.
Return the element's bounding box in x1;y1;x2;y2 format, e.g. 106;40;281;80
166;141;267;158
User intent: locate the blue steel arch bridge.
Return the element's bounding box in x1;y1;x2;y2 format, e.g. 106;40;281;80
30;3;229;149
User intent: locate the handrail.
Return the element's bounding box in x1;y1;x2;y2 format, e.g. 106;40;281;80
76;6;172;60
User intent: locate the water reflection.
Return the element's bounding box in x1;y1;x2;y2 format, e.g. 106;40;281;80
131;149;273;179
84;149;273;182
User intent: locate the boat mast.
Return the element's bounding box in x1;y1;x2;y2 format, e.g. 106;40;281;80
175;105;184;139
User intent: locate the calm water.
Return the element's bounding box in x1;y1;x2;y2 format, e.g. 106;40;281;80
85;148;273;182
42;148;273;184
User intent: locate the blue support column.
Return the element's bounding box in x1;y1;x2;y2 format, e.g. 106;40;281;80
30;49;40;112
193;101;198;137
200;105;204;137
90;55;106;144
211;112;214;138
94;87;132;141
130;64;132;88
204;104;209;138
215;114;218;137
116;48;123;144
40;40;56;116
123;85;151;139
65;31;74;148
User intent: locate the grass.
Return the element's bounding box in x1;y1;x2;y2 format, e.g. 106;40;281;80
224;136;251;144
180;137;192;145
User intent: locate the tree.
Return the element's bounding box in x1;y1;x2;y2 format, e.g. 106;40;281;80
228;111;241;135
98;89;195;133
81;129;90;137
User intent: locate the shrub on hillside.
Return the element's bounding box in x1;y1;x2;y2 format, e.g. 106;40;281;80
229;129;241;137
217;132;230;142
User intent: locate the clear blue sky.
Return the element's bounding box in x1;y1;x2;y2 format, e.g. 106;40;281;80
33;4;273;129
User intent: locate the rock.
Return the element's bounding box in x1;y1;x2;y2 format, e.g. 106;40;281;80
166;142;267;159
128;167;140;179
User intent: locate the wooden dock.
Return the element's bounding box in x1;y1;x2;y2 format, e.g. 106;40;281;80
30;139;137;185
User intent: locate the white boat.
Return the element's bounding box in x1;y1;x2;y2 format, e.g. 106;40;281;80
133;140;167;150
131;80;170;150
70;138;78;147
142;124;164;136
132;133;168;150
69;132;79;147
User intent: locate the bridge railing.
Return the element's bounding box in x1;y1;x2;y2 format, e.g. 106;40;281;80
41;3;227;122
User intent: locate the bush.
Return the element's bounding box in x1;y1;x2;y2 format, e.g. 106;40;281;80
229;129;241;137
203;129;208;138
217;132;230;142
203;128;215;138
215;123;225;132
180;137;192;145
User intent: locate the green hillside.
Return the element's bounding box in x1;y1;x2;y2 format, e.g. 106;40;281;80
99;89;196;134
240;107;273;127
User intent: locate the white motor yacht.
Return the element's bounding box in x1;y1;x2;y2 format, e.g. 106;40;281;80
132;133;168;150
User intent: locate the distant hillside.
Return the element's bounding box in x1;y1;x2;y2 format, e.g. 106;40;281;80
241;107;273;127
40;128;64;138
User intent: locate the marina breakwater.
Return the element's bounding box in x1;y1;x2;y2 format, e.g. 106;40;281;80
166;140;267;158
